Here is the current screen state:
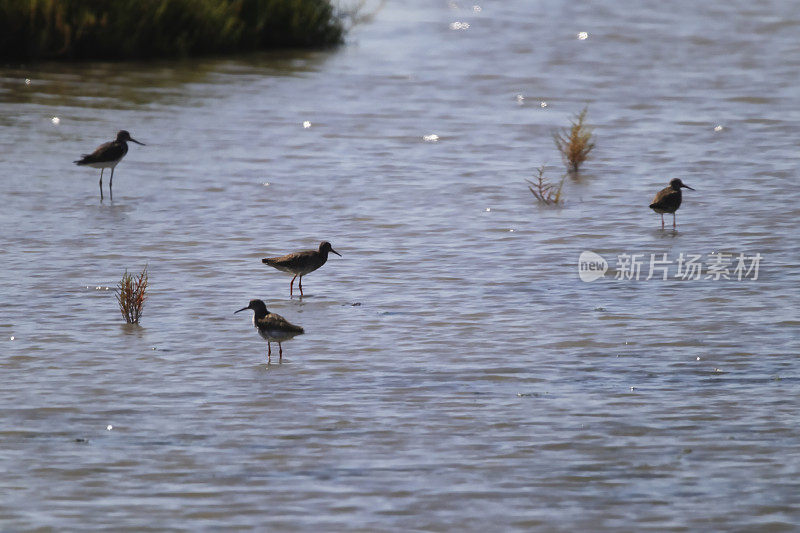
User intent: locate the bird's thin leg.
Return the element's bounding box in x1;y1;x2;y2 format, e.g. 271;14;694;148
673;213;677;229
99;169;104;200
109;167;114;201
279;343;283;362
290;275;297;297
661;214;664;229
267;342;272;364
298;276;303;297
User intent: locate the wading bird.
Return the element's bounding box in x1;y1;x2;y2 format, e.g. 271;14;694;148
262;241;341;297
74;130;145;200
649;178;695;229
235;299;304;363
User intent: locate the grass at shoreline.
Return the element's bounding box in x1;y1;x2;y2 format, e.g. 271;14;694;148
0;0;344;61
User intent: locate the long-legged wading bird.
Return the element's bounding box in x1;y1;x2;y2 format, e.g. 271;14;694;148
262;241;341;297
649;178;695;229
74;130;145;200
235;299;304;363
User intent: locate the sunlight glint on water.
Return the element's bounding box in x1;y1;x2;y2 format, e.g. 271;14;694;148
0;0;799;530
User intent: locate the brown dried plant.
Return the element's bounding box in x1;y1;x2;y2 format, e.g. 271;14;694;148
526;165;565;205
116;265;148;324
553;106;595;174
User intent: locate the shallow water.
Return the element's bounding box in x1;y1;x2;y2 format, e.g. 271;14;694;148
1;0;799;530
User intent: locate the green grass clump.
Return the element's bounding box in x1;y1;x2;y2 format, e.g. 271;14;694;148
0;0;344;61
526;165;565;205
116;266;148;324
553;106;596;174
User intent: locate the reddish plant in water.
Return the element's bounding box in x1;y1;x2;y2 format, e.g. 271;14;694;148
116;266;148;324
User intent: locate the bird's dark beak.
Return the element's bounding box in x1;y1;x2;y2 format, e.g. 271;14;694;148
330;248;342;257
130;138;145;146
234;306;249;314
682;184;695;190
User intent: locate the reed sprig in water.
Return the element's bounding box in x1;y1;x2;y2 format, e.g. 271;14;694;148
526;165;565;205
116;266;148;324
553;106;595;174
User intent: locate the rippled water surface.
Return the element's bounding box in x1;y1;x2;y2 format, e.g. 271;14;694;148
1;0;799;530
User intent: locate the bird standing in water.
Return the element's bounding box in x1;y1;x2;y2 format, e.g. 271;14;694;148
262;241;341;297
649;178;695;229
74;130;145;200
235;299;304;363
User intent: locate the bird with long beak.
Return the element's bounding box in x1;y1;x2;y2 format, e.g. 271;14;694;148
262;241;341;297
649;178;695;229
74;130;145;200
235;299;304;363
